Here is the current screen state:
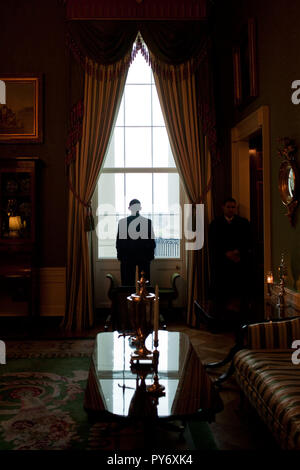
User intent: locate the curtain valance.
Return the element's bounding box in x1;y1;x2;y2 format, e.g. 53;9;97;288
66;21;137;65
66;20;209;80
66;18;217;159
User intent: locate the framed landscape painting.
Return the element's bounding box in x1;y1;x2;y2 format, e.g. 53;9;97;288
0;74;43;143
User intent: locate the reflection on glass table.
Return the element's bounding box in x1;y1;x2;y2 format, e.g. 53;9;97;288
84;330;223;422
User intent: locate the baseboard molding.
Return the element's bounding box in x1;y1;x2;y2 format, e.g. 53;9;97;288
39;267;66;317
31;266;188;317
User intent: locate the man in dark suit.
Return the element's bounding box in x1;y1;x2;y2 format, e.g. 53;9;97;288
208;197;253;326
116;199;156;286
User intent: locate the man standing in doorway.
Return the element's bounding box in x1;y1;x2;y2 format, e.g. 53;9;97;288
116;199;156;286
208;197;253;326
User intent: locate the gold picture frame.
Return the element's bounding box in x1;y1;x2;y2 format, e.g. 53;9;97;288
0;74;43;143
233;18;258;107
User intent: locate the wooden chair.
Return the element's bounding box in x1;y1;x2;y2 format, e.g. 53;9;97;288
158;272;180;318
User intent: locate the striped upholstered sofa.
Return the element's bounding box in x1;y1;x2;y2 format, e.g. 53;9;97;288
233;316;300;450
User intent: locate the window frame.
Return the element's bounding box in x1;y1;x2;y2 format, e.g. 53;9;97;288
94;50;183;261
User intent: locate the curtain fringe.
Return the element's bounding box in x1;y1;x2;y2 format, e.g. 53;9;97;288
85;54;132;80
66;100;84;166
132;33;210;81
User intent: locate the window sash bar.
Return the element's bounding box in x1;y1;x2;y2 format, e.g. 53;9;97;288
101;167;178;174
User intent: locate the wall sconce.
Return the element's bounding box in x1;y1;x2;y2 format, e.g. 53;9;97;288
9;215;22;237
265;253;287;318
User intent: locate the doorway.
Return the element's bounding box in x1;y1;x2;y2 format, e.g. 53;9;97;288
249;132;264;319
231;106;271;320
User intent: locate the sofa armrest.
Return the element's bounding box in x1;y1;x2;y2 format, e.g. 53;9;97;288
106;273;118;301
245;316;300;349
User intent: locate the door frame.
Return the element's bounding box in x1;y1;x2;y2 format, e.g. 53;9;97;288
231;105;271;288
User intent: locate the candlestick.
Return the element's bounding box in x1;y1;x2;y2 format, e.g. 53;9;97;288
154;284;159;346
278;253;285;277
277;255;286;318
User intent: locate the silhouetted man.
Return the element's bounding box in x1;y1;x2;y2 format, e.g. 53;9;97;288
116;199;156;286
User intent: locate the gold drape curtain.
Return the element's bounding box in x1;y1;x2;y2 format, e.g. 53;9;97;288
64;21;216;330
64;57;129;330
152;57;212;326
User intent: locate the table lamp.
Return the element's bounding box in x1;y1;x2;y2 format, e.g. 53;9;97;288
8;215;22;237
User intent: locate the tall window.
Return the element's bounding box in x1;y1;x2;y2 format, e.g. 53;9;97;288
96;48;180;259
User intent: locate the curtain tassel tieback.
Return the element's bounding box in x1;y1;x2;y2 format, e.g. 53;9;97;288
67;179;95;232
84;205;95;232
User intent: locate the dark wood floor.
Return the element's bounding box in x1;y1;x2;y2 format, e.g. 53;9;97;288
0;314;278;450
167;323;278;451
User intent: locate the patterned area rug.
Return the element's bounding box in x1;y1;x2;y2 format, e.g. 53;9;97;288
0;339;217;450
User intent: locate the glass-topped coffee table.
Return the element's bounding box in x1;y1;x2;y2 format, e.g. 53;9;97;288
84;330;223;424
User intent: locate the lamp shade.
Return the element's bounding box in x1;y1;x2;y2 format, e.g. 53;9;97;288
9;215;22;231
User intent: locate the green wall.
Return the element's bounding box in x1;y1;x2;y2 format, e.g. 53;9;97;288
0;0;68;268
1;0;300;292
213;0;300;291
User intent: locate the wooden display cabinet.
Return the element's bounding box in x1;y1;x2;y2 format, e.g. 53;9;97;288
0;157;38;316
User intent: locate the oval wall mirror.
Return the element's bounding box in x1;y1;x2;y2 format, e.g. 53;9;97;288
278;138;299;226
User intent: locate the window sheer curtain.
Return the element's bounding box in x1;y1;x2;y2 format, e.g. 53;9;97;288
64;21;216;330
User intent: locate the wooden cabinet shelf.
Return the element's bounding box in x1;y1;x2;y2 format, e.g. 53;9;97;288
0;158;38;316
